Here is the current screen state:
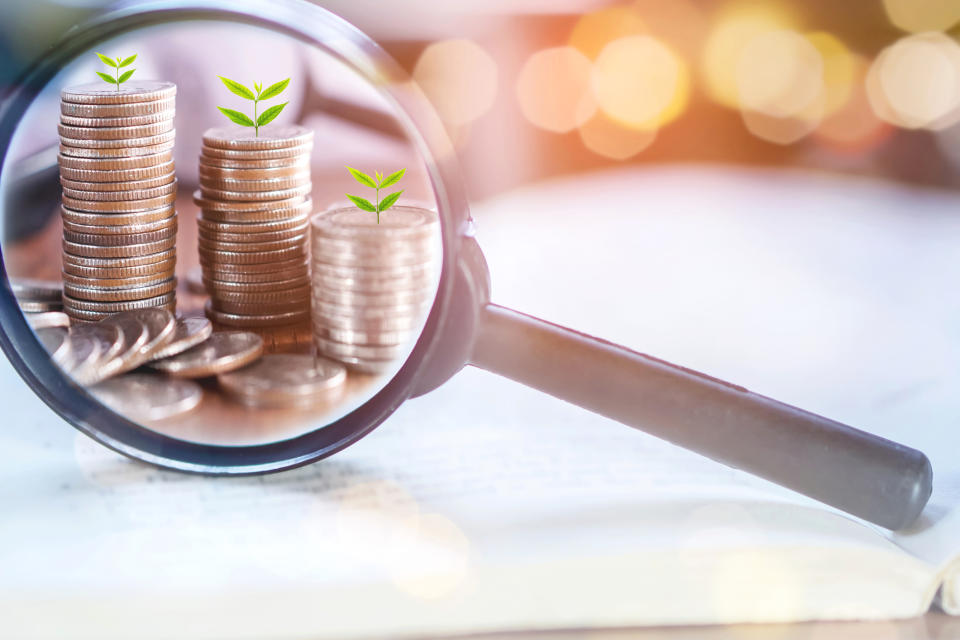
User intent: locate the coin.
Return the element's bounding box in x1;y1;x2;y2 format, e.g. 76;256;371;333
200;142;312;160
198;234;306;254
311;206;439;240
61;81;177;105
198;243;306;265
212;298;308;316
322;354;392;375
12;279;62;303
19;300;63;313
66;303;175;323
62;256;176;279
198;172;310;192
198;224;307;244
204;300;308;327
203;274;309;292
148;316;214;361
61;204;175;226
202;125;313;150
311;260;436;289
197;199;313;223
192;190;306;212
62;269;175;290
311;248;429;268
62;213;177;236
57;150;172;170
63;236;176;258
60;97;176;118
60;171;175;192
102;307;177;366
59;129;176;149
61;182;177;203
36;327;73;367
199;162;308;180
63;291;176;313
315;336;407;361
59;140;175;158
57;120;174;141
217;353;345;408
200;257;307;275
312;285;434;307
59;109;176;128
149;330;263;377
199;154;310;169
312;310;422;333
64;226;177;247
198;183;310;203
59;161;175;182
67;321;124;385
314;324;411;346
95;311;150;376
61;329;102;377
91;374;201;421
27;311;70;330
197;213;308;234
64;277;176;302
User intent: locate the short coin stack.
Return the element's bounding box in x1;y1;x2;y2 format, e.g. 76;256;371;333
310;206;440;374
196;125;313;329
58;81;178;322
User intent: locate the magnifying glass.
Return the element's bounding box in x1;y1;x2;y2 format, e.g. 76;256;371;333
0;0;932;531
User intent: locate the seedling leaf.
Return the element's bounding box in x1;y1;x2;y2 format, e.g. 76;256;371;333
218;76;255;100
96;71;116;85
346;166;377;188
379;168;405;189
119;54;137;67
256;101;287;127
258;78;289;101
96;53;117;68
117;69;135;84
217;107;255;127
346;194;376;212
378;190;403;213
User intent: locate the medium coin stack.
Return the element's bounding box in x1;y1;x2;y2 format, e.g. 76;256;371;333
58;81;178;322
196;125;313;329
310;206;440;374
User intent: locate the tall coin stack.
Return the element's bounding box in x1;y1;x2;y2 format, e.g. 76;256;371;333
196;125;313;329
310;206;440;374
58;81;178;322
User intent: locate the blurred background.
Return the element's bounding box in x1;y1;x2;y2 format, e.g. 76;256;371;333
3;0;960;205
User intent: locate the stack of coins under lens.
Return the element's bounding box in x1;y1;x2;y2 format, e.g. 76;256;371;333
58;81;178;322
196;125;313;329
310;206;440;374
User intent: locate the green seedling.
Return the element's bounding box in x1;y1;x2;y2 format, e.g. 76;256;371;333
345;167;405;224
95;53;136;91
217;76;289;137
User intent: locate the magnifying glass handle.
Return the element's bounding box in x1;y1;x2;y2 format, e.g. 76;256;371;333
468;303;932;530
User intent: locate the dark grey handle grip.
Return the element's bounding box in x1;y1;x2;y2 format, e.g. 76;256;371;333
469;303;932;530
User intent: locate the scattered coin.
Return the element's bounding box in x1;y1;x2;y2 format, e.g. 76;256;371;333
27;311;70;330
148;316;213;361
91;373;202;421
149;331;263;378
217;353;345;408
67;321;123;385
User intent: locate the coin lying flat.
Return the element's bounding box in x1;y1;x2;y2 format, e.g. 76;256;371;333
199;162;308;180
149;331;263;377
59;161;175;182
61;81;177;105
12;279;62;303
61;192;176;213
59;129;176;150
57;121;173;141
217;353;345;408
197;199;313;223
62;213;177;236
148;317;213;361
91;373;201;421
19;300;63;313
63;236;176;258
60;97;176;118
192;190;306;212
62;257;176;280
63;291;176;314
204;275;309;293
57;151;173;171
205;303;309;328
199;171;311;191
59;140;175;159
60;204;175;227
64;277;176;303
63;226;177;248
311;206;439;240
199;183;311;203
202;125;313;150
27;311;70;330
200;143;312;160
60;172;176;193
59;109;176;128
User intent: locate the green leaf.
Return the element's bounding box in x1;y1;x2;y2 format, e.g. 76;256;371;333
218;76;255;100
96;71;116;85
96;53;117;68
217;106;255;127
345;166;377;189
118;54;137;68
117;69;135;84
346;194;376;212
378;168;406;189
256;101;287;127
375;171;383;184
378;189;403;213
258;78;289;101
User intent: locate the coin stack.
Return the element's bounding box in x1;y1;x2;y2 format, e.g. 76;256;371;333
58;81;178;322
196;125;313;329
310;206;440;374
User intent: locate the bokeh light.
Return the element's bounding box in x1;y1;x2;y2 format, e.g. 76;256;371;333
736;30;823;119
805;32;857;117
413;39;498;127
867;32;960;130
882;0;960;33
577;111;657;160
815;55;893;153
516;46;597;133
568;5;647;60
591;35;689;131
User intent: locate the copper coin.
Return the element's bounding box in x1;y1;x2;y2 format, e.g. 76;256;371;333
12;278;62;303
149;330;263;378
57;151;172;170
61;180;177;202
59;109;176;128
148;316;213;361
217;353;345;408
192;190;306;212
62;247;176;269
59;161;175;183
67;321;124;385
62;269;175;289
198;224;308;244
60;97;176;118
57;120;173;141
63;213;177;236
198;244;306;265
199;162;308;179
320;354;392;375
198;173;310;192
95;309;163;376
200;143;311;160
203;274;309;292
202;125;313;150
198;234;306;254
66;302;176;323
36;327;73;366
60;171;175;192
19;299;62;313
64;278;176;303
59;129;175;149
202;268;309;286
211;296;310;315
199;256;307;275
209;284;311;303
63;236;176;258
62;192;176;212
197;212;308;234
64;226;177;247
197;199;314;223
61;204;175;226
62;257;176;279
204;301;308;327
59;140;175;159
92;374;201;421
27;311;71;330
63;291;175;313
61;81;176;105
198;155;310;170
198;182;310;202
312;285;434;307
